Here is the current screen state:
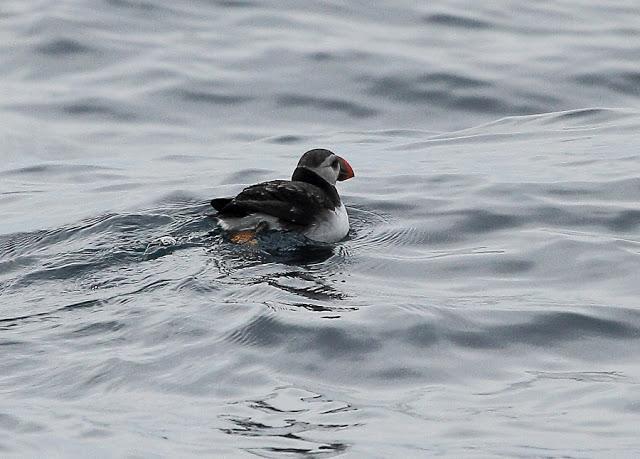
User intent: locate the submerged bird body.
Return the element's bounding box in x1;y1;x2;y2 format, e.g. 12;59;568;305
211;149;354;243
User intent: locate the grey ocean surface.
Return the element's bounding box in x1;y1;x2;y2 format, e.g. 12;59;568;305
2;0;640;457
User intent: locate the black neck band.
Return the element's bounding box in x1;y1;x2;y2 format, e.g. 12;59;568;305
291;167;340;207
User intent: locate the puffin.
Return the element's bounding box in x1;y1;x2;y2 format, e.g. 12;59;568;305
210;148;355;243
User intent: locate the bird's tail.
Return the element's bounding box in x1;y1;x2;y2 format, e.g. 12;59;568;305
210;198;233;212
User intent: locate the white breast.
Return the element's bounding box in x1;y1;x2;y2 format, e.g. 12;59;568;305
303;203;350;243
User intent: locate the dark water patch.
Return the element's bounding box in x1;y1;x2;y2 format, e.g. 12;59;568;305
608;210;640;232
367;75;542;114
574;71;640;96
227;314;381;358
430;209;522;235
545;185;598;197
1;163;118;177
308;51;334;61
306;49;369;63
62;99;138;121
106;0;159;11
532;205;640;233
405;321;441;347
487;258;535;275
368;76;457;104
406;310;640;351
227;314;289;347
437;254;535;277
305;326;380;358
35;38;93;56
452;95;538;114
71;320;125;338
212;0;258;7
0;414;44;434
481;311;639;347
455;210;520;234
276;95;377;119
418;72;488;89
266;135;308;145
177;89;253;105
423;13;491;29
373;366;424;380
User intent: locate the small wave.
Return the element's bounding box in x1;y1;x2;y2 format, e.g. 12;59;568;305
276;94;378;119
220;387;354;456
226;312;382;357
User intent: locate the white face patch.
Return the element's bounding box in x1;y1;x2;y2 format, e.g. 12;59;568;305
305;155;340;185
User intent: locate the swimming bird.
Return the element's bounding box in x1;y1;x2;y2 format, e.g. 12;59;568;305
210;148;355;243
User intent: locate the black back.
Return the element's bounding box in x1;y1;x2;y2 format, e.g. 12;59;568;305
211;169;340;227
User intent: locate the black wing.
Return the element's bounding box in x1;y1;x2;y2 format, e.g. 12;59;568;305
211;180;333;226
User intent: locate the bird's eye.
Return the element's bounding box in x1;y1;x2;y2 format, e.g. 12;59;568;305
331;159;339;168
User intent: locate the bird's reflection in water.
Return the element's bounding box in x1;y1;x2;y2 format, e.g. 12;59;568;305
209;229;355;315
232;230;337;263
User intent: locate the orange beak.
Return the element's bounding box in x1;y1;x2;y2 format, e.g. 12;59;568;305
337;157;355;181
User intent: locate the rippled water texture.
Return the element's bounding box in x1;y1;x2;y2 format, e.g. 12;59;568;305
2;1;640;457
